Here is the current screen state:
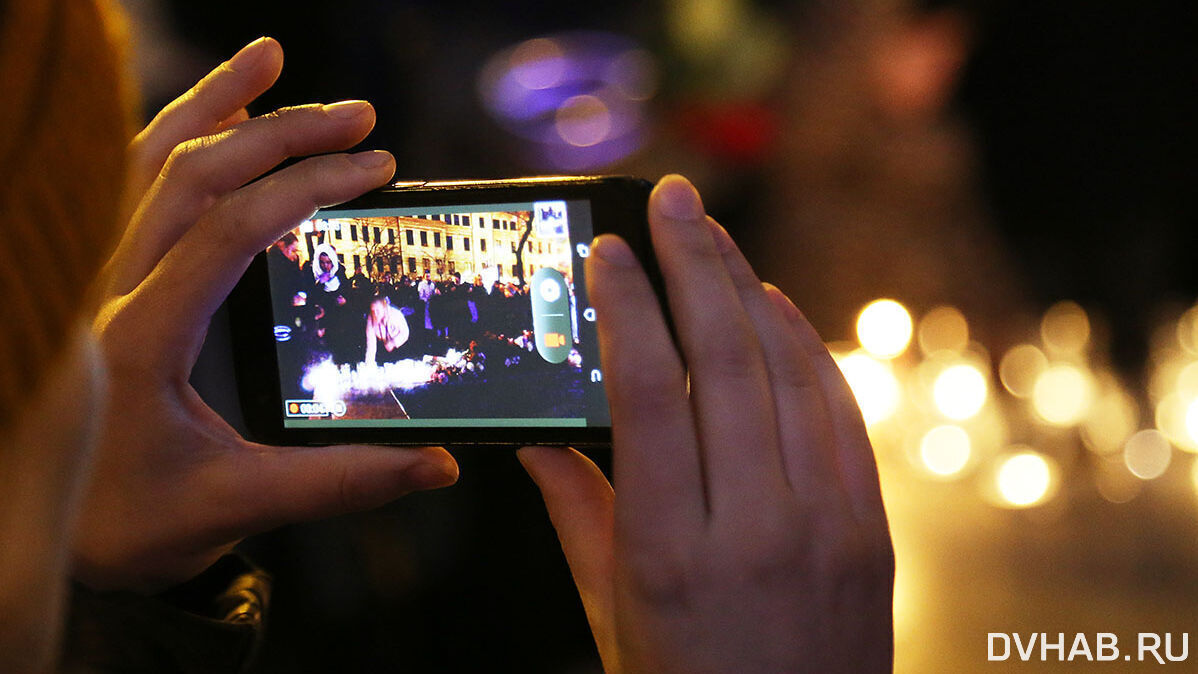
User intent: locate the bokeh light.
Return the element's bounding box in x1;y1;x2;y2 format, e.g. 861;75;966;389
995;450;1056;508
856;299;914;360
1040;300;1091;355
1123;429;1173;480
1081;385;1139;455
932;364;988;421
509;38;566;90
1177;305;1198;356
918;305;969;356
836;351;901;426
555;95;612;147
999;344;1048;398
1154;393;1198;453
1032;364;1093;426
478;32;656;170
919;425;972;478
1185;398;1198;446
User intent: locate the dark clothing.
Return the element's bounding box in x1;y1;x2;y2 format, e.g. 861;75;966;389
62;556;270;674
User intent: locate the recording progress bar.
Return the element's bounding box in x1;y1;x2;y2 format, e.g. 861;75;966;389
284;418;588;428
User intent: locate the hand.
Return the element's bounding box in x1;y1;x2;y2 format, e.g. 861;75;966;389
519;175;894;672
76;37;458;592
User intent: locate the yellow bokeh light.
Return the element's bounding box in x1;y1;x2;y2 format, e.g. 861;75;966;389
999;344;1048;398
1040;300;1091;355
836;351;901;426
856;299;913;360
1123;429;1172;480
1081;386;1139;455
919;425;972;477
932;364;988;420
996;451;1055;508
918;305;969;356
1177;305;1198;356
1185;398;1198;446
1177;362;1198;399
1032;364;1093;426
1154;393;1198;453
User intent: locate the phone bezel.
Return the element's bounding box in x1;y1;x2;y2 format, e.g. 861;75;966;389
228;175;653;446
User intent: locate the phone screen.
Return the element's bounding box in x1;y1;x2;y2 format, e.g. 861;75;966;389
263;198;608;430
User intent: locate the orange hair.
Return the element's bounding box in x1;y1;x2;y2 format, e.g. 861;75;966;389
0;0;137;430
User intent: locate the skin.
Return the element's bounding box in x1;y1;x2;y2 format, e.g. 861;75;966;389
75;37;459;592
519;176;895;672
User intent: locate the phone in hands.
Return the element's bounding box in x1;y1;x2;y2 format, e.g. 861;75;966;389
229;176;656;446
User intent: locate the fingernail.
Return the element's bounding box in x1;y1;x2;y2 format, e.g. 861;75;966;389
228;36;269;72
406;461;458;490
348;150;393;169
653;174;705;221
323;100;371;119
591;235;639;267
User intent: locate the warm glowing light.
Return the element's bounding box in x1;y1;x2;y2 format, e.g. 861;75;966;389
996;451;1054;508
669;0;737;57
932;364;988;420
1081;387;1139;455
918;305;969;355
1154;393;1198;453
554;95;613;147
836;351;901;425
1040;301;1091;354
1178;305;1198;355
1032;364;1093;426
919;425;972;477
856;299;913;360
1176;362;1198;401
1185;399;1198;446
1123;429;1172;480
999;344;1048;398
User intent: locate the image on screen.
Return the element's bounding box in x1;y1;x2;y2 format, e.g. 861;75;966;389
263;199;607;428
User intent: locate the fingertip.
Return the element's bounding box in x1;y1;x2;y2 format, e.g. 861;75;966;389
348;149;395;172
763;282;803;323
227;36;283;76
651;174;705;221
705;217;737;253
407;459;458;490
589;234;640;268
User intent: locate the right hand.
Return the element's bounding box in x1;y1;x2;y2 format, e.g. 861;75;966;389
519;175;894;672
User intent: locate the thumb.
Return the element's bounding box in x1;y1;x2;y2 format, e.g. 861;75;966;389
222;443;458;532
518;446;619;672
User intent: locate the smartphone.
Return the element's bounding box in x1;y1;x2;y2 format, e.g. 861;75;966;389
228;175;654;446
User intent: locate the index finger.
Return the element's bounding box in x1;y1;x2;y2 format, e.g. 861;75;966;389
125;37;284;201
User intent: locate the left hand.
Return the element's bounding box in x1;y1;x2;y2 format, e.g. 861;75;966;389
74;37;458;592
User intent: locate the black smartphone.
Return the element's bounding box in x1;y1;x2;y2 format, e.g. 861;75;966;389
228;175;654;446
